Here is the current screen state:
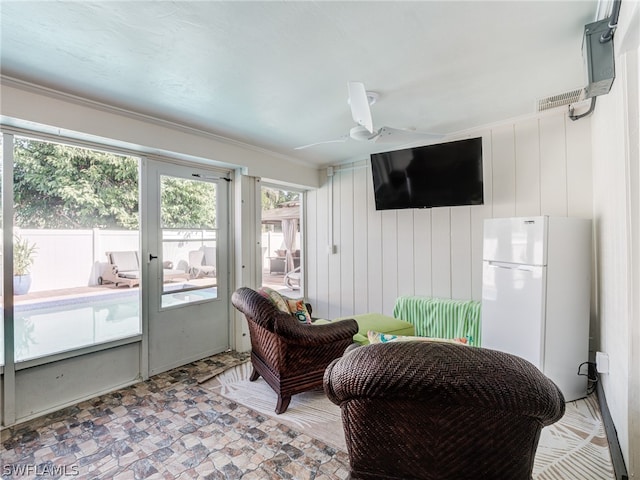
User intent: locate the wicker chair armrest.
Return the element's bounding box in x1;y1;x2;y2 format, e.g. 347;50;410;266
324;341;565;425
274;315;358;347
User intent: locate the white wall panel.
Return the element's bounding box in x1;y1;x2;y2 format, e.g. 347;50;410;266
413;209;432;296
431;208;452;299
397;210;415;297
450;207;472;300
381;210;399;315
540;114;568;216
491;125;517;218
307;110;593;319
315;183;330;319
366;174;384;315
328;174;341;319
15;343;140;423
590;32;639;466
566;115;593;219
339;170;355;316
515;119;541;216
353;167;369;314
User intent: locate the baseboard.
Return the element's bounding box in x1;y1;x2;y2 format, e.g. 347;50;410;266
596;380;629;480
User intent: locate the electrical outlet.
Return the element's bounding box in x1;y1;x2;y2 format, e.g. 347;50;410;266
596;351;609;374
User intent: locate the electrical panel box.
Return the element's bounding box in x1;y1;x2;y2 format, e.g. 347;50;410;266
582;18;615;98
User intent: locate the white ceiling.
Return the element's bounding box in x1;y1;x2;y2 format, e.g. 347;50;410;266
0;1;597;167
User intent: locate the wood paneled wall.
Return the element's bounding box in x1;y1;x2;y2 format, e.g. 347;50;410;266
306;110;592;320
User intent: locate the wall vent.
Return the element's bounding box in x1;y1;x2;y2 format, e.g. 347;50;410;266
537;89;585;112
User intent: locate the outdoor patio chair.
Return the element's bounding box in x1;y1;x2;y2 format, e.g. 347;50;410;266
188;249;216;278
284;266;301;290
99;251;141;287
99;251;188;287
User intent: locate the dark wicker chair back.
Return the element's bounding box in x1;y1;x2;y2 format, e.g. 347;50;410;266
231;287;358;414
324;341;566;480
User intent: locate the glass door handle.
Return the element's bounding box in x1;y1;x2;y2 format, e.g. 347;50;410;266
149;254;158;261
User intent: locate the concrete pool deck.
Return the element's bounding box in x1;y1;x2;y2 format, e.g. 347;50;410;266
7;277;217;306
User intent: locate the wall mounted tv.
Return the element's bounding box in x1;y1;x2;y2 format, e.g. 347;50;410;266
370;137;484;210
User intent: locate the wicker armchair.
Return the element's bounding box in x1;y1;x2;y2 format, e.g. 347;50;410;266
231;287;358;414
324;341;566;480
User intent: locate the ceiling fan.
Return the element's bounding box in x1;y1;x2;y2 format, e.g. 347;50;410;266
295;81;443;150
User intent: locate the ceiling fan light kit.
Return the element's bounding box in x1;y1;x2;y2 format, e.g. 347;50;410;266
349;125;379;141
347;90;379;107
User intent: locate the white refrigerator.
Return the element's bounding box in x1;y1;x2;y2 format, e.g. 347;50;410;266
481;216;591;402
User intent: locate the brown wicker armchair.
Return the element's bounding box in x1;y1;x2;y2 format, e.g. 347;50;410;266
231;287;358;414
324;341;566;480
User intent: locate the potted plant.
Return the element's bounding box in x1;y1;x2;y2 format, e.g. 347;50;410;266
14;233;38;295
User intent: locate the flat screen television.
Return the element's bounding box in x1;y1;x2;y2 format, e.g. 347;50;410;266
370;137;484;210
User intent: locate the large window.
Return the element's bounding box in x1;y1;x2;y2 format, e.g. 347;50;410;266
261;186;302;299
12;136;142;362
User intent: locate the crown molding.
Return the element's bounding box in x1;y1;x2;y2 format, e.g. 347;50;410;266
0;75;317;169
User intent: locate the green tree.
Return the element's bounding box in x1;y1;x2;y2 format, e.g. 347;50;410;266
14;138;139;229
161;177;216;229
262;186;298;210
13;138;216;230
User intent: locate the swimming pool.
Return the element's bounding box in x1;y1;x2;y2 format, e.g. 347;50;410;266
9;286;217;363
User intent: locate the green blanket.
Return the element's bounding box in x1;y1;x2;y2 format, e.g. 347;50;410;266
393;296;482;346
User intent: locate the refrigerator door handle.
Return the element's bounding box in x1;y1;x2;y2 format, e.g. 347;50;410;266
486;260;517;269
491;264;514;270
487;260;539;271
517;265;537;272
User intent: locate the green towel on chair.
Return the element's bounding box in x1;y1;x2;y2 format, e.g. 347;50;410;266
393;296;482;346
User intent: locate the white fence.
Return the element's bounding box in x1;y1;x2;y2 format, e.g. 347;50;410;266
16;229;213;292
15;229;139;292
14;229;295;292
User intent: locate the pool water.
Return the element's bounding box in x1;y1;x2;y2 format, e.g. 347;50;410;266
9;286;217;363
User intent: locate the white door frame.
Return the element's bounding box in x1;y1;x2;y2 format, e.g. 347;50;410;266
142;158;232;376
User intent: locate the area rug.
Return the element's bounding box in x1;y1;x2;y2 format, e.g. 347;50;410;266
194;354;250;384
206;361;346;450
207;363;615;479
533;393;614;479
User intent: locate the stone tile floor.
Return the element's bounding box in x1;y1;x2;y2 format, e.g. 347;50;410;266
1;351;350;479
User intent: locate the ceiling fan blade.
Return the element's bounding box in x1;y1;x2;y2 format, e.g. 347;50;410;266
347;81;374;134
294;136;349;150
375;126;444;144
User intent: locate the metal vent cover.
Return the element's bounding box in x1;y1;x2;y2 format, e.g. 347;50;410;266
537;89;585;112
